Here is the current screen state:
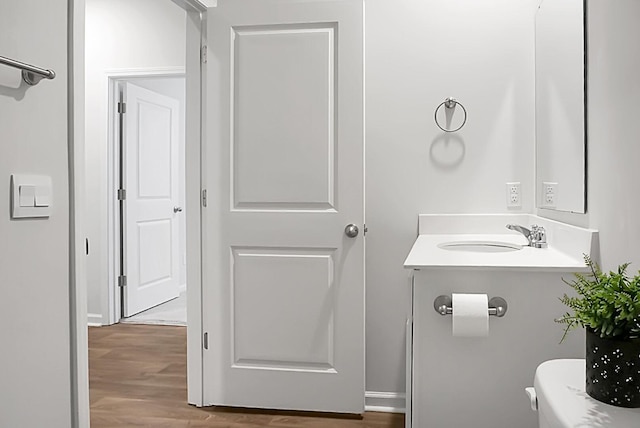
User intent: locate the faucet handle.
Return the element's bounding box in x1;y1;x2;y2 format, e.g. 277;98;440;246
530;225;547;248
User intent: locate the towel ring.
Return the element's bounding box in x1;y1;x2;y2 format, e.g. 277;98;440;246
434;97;467;133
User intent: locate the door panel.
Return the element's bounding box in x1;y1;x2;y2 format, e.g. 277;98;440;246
232;247;336;371
123;82;181;317
204;0;364;413
232;23;336;210
138;101;173;198
138;220;172;286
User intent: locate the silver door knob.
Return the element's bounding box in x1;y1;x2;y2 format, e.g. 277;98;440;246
174;206;183;213
344;224;359;238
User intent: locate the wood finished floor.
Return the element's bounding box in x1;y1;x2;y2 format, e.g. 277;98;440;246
89;324;404;427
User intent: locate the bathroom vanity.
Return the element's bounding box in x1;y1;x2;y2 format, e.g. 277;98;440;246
404;214;597;428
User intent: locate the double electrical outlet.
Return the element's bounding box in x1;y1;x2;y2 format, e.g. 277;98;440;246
505;181;558;208
506;182;521;208
542;182;557;208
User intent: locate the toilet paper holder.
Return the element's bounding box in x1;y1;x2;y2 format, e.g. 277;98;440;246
433;295;508;317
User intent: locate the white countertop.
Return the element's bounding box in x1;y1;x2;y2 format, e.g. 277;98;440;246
403;233;589;272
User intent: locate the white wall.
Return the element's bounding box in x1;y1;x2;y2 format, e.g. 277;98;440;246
85;0;186;322
585;0;640;270
365;0;538;394
0;1;72;427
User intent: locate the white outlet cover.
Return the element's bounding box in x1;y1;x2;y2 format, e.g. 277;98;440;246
542;182;558;208
506;182;521;208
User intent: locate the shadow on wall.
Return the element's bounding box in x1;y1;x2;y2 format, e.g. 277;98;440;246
430;133;466;169
0;71;28;100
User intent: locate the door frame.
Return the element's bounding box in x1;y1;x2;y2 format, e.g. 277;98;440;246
106;69;186;325
69;1;209;426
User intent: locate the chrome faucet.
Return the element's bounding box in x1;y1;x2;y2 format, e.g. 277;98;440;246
506;224;548;248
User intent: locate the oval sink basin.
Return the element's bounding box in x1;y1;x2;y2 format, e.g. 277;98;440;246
438;240;523;253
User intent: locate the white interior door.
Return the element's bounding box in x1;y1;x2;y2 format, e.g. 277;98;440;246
203;0;365;413
122;82;181;317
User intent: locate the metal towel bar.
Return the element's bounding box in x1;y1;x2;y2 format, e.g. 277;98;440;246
0;55;56;85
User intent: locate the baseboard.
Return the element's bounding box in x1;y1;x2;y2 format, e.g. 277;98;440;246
87;313;103;327
365;391;406;413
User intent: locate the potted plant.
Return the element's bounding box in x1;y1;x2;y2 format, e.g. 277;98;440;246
557;255;640;408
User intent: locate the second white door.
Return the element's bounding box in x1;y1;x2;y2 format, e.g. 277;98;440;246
121;82;182;317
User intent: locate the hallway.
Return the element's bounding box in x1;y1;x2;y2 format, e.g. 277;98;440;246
89;324;404;427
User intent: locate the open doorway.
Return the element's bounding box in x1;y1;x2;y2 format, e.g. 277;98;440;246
79;0;206;421
84;0;189;328
113;75;187;325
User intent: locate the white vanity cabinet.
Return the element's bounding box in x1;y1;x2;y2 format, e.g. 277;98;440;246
407;268;584;428
403;214;598;428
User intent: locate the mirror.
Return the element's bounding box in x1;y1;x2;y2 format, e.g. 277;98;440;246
535;0;586;213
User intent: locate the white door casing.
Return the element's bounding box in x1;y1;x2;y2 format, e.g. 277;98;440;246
122;82;182;317
204;0;365;413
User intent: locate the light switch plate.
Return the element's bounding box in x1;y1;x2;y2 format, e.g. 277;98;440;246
11;174;52;219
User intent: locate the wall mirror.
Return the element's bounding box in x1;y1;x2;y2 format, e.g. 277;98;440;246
535;0;586;213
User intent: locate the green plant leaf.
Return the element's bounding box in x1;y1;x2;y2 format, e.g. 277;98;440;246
557;255;640;342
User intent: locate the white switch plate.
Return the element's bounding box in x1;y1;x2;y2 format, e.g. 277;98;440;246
506;182;521;208
11;174;52;219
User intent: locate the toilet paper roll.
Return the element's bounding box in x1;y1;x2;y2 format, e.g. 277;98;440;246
452;293;489;337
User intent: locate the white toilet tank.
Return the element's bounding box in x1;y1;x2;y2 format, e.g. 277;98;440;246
531;359;640;428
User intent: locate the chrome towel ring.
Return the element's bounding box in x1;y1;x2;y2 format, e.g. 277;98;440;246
434;97;467;133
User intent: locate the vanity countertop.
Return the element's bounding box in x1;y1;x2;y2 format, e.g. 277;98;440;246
404;233;589;272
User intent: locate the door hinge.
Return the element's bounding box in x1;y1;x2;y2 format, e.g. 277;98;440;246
117;102;127;114
202;189;207;207
118;275;127;288
117;188;126;201
203;332;209;350
201;45;208;64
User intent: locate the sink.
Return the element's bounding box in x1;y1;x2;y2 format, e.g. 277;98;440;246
438;240;523;253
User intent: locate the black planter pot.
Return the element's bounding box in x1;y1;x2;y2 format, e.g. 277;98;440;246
585;328;640;408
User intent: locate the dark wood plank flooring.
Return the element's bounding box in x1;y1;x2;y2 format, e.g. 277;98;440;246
89;324;404;427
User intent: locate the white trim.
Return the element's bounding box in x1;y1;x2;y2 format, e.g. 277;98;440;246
185;7;205;407
406;274;414;428
106;78;119;325
179;283;187;294
104;66;186;79
87;313;104;327
70;0;90;427
105;67;187;325
172;0;210;12
364;391;407;414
